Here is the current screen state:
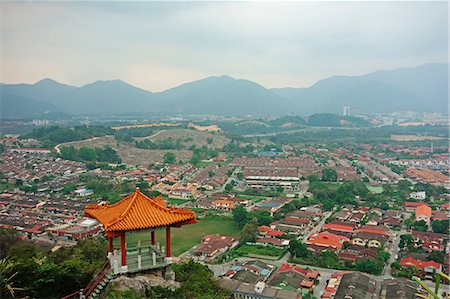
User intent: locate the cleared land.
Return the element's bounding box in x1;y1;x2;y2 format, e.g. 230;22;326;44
390;134;446;141
122;216;240;256
59;135;191;165
135;128;230;149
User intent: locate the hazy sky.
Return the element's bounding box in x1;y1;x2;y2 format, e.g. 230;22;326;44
0;1;448;91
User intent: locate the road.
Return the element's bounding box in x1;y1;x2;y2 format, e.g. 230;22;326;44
301;210;333;242
383;229;404;277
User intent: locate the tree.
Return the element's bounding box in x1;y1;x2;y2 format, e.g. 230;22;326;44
399;234;414;251
432;220;450;234
289;240;310;258
428;251;445;264
240;221;258;243
163;152;176;164
79;147;98;161
412;220;428;232
224;181;234;191
322;168;338;182
189;154;200;165
253;210;273;226
377;251;391;263
0;258;23;298
355;259;384;275
59;146;78;161
232;205;248;229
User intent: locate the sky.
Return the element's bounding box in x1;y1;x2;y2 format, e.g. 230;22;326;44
0;1;448;92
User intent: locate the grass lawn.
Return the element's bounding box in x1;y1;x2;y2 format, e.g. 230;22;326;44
167;197;191;206
234;244;286;258
236;194;267;202
367;185;384;194
120;216;240;256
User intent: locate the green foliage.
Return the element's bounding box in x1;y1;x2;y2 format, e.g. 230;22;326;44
240;220;258;243
399;234;415;252
232;205;248;229
308;113;369;127
234;244;286;257
79;147;98;161
289;240;310;258
377;250;391;263
432;220;450;234
60;145;121;164
355;259;384;275
171;260;230;299
23;125;113;147
412;220;428;232
322;168;338;182
3;237;106;298
106;288;143;299
163;152;176;164
135;138;183;150
428;250;445;264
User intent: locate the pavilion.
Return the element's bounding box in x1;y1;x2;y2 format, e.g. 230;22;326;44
84;187;197;276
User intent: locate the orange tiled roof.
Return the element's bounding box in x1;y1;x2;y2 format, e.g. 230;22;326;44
85;188;196;231
416;204;432;218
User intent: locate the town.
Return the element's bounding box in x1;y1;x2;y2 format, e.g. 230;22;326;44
1;114;449;299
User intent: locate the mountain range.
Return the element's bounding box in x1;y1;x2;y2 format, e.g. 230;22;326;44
0;63;447;118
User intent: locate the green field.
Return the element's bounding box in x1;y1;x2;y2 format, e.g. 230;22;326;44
167;197;191;206
367;185;384;194
121;216;240;256
234;244;286;258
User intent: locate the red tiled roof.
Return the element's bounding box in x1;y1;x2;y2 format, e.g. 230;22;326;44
400;257;442;270
306;232;350;249
323;223;354;233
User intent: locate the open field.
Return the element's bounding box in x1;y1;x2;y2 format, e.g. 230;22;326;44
120;216;240;256
59;135;192;165
367;185;384;194
234;244;286;258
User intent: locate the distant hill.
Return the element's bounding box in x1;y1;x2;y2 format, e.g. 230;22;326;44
272;63;448;114
153;75;295;116
1;63;447;118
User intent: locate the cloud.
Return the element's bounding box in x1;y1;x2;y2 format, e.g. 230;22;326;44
0;1;447;91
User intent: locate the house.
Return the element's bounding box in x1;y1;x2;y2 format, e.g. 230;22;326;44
225;260;275;284
255;237;290;247
211;200;236;212
410;191;426;200
332;272;376;299
355;224;389;236
323;223;355;234
269;263;319;292
306;232;350;250
338;245;378;263
220;279;302;299
400;257;442;279
351;231;388;248
415;204;432;226
258;226;285;237
441;203;450;211
382;278;426;299
404;202;428;212
192;234;239;260
411;231;448;252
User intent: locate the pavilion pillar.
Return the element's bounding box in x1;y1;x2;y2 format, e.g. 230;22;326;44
166;226;171;257
120;232;126;266
108;236;113;252
151;231;156;245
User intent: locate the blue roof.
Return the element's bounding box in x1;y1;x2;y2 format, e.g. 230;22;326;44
261;269;270;276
